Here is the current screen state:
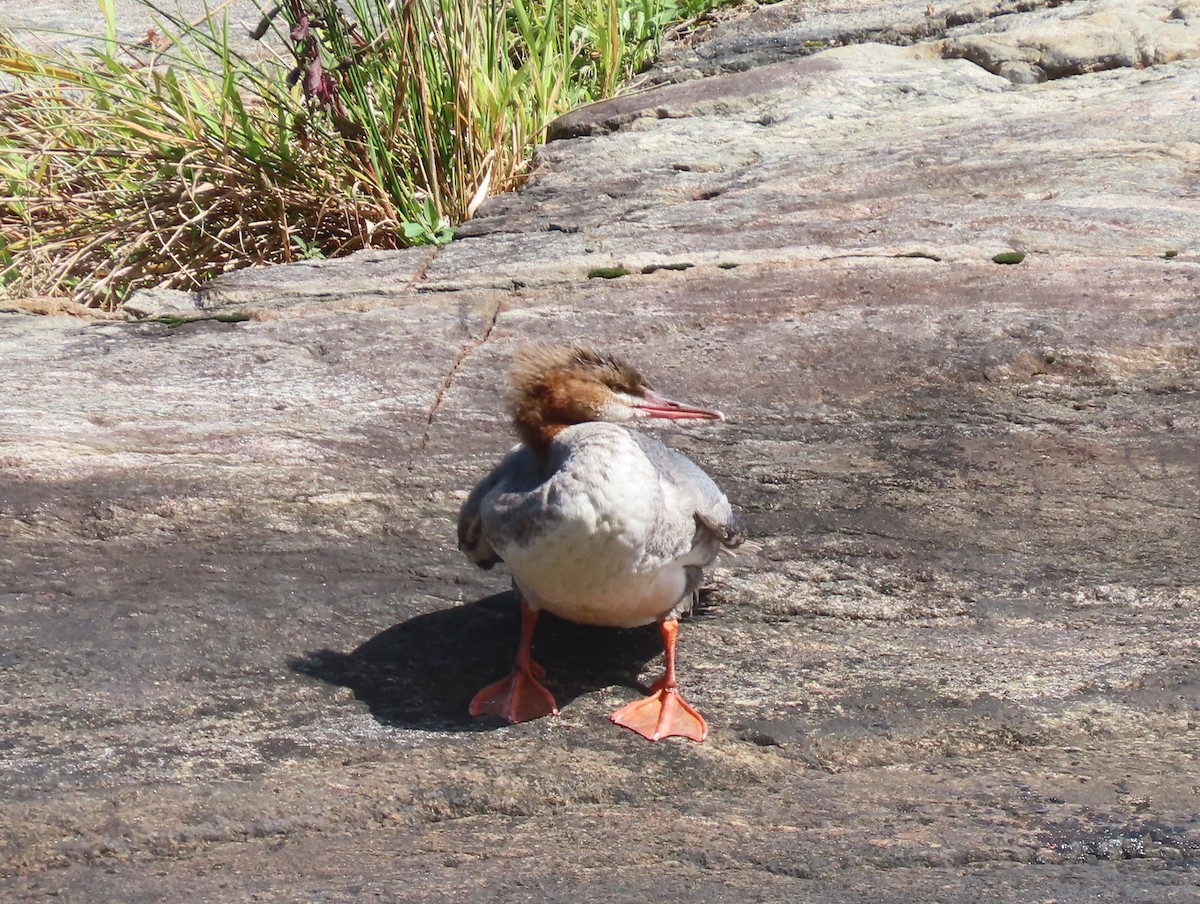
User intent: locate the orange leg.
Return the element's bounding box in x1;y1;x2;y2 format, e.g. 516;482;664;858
470;599;559;723
610;618;708;742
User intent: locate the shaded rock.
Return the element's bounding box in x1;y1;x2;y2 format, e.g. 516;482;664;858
547;54;848;141
652;0;949;76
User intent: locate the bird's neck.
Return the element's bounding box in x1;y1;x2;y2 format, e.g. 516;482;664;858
511;388;572;458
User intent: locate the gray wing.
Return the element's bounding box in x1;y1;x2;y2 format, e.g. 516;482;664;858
458;467;503;569
458;445;548;569
628;431;746;550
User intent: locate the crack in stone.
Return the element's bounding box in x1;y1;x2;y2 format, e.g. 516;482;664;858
415;297;505;456
411;245;443;285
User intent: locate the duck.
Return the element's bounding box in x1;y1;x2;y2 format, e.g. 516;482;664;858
457;343;745;741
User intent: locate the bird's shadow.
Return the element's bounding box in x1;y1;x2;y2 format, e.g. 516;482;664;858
289;592;669;732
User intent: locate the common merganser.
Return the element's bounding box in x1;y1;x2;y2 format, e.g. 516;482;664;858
458;344;745;741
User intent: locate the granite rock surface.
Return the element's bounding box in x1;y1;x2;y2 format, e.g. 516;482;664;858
3;0;1199;900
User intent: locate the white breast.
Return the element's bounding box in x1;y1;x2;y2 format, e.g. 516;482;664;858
481;423;709;628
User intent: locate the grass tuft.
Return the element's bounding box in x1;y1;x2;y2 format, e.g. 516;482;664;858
1;0;721;308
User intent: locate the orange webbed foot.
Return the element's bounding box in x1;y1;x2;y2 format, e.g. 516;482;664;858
610;687;708;742
471;599;558;724
469;665;559;724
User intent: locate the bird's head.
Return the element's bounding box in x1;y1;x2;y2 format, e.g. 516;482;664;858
507;344;723;452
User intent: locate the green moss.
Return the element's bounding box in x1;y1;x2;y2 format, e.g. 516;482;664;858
992;251;1026;265
640;262;695;274
895;251;942;262
145;312;252;328
1164;249;1179;259
587;266;631;279
716;262;739;270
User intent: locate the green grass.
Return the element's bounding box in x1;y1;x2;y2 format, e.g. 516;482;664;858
0;0;725;308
